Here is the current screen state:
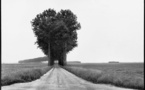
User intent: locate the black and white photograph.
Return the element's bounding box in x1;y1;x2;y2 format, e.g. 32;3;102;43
2;0;144;90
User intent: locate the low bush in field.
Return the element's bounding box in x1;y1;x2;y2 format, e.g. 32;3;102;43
1;66;52;86
63;66;144;90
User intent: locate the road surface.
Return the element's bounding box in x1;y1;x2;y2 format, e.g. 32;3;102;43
2;66;135;90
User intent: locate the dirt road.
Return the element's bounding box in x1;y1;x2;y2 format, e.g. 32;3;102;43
2;66;134;90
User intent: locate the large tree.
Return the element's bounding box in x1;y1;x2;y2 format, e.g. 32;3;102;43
31;9;81;66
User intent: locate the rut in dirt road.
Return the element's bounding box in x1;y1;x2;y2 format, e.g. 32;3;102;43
2;66;135;90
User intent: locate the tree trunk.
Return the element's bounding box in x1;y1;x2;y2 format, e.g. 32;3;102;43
58;53;62;65
48;43;54;66
62;51;66;65
63;42;67;65
58;42;67;66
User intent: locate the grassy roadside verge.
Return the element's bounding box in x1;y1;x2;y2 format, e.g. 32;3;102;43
63;66;144;90
1;66;52;86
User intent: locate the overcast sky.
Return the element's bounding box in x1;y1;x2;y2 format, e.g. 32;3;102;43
2;0;144;63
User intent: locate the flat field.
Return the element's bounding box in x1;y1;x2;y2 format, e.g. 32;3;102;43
2;63;47;77
1;62;144;89
1;63;50;86
64;63;144;89
67;63;144;78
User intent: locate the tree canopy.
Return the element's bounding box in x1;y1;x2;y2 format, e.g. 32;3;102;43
31;9;81;65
